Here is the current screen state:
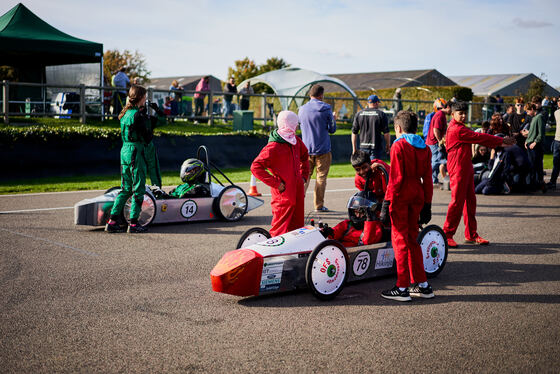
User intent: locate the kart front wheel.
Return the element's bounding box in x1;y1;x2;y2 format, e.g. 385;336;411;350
124;193;157;227
417;224;448;278
305;240;349;301
236;227;271;249
214;185;248;222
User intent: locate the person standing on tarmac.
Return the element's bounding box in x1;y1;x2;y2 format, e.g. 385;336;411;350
105;85;163;233
352;95;390;160
251;111;310;237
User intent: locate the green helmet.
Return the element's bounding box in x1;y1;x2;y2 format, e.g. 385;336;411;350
180;158;206;183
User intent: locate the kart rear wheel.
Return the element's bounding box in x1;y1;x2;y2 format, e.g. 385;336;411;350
124;193;157;227
417;224;448;278
305;240;349;300
214;185;248;222
236;227;271;249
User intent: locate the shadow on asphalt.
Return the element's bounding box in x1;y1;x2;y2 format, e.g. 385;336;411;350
78;214;273;235
476;211;560;218
451;242;560;255
238;243;560;308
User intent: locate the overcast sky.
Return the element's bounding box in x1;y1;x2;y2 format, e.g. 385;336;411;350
5;0;560;88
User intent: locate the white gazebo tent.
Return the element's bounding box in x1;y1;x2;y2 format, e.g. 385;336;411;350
237;67;361;110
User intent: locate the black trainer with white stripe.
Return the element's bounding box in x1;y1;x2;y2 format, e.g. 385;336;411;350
381;286;412;302
408;284;435;299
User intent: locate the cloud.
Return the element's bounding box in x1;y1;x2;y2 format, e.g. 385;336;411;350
513;18;553;28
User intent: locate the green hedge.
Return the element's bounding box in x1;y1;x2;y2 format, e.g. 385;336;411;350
0;119;269;145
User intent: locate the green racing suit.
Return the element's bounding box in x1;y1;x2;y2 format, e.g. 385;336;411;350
110;108;150;222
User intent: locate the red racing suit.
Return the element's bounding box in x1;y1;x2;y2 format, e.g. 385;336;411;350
327;219;383;248
385;135;433;288
251;137;310;237
354;159;390;200
443;119;503;240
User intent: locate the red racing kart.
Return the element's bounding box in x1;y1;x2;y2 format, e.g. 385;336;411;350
211;223;448;300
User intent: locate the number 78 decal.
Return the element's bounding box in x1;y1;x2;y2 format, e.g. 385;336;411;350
352;251;371;276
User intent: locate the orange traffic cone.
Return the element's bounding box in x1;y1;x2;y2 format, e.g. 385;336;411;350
248;174;262;196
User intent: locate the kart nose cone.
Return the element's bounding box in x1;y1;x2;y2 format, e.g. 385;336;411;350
211;249;263;296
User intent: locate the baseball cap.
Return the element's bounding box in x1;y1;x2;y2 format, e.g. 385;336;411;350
367;95;380;103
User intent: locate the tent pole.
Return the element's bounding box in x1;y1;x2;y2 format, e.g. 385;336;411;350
3;81;9;124
100;57;104;122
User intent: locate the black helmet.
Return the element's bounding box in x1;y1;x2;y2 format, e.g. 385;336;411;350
347;191;378;228
180;158;206;183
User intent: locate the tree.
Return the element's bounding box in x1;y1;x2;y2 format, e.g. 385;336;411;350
258;57;290;74
227;56;290;94
103;49;151;84
0;66;17;81
525;73;547;102
227;57;259;86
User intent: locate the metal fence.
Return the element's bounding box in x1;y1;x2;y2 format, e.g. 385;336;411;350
1;80;509;126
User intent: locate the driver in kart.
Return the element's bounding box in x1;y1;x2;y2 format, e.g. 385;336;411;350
169;158;210;198
352;150;390;200
320;191;383;247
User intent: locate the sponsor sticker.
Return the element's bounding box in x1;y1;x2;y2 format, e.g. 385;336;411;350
374;248;394;269
260;261;284;292
260;237;286;247
180;200;197;218
352;251;371;276
290;227;312;236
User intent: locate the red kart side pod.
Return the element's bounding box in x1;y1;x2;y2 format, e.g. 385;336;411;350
211;249;263;297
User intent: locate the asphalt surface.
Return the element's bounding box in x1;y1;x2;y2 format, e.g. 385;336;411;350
1;178;559;373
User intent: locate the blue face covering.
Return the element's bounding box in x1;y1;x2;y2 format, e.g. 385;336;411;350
393;133;426;149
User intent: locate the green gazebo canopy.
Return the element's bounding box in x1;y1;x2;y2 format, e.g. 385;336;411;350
0;3;103;66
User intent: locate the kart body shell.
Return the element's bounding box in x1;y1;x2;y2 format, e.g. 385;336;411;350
74;145;264;227
211;224;448;300
74;182;264;227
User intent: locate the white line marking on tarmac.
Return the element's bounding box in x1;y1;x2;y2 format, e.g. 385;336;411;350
0;189;106;197
0;177;357;197
0;185;359;212
261;188;357;197
0;227;99;257
0;206;73;214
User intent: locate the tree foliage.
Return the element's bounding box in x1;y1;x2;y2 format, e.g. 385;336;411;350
525;73;547;102
258;57;290;74
227;57;259;87
0;66;17;81
227;57;290;93
103;49;151;84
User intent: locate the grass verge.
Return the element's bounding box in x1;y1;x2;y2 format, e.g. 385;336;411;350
0;162;358;195
0;155;554;195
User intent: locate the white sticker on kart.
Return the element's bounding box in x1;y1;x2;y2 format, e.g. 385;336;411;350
353;251;371;276
180;200;197;218
375;248;395;269
260;261;284;292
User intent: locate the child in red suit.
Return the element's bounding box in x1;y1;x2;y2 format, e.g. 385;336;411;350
251;111;310;237
321;192;383;247
443;102;514;247
379;111;434;301
351;150;390;200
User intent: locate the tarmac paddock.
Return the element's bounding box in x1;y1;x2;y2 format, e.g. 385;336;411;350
1;178;559;373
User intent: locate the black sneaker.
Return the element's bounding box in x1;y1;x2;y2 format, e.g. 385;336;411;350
381;286;411;302
128;224;148;233
105;222;124;233
408;284;435;299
